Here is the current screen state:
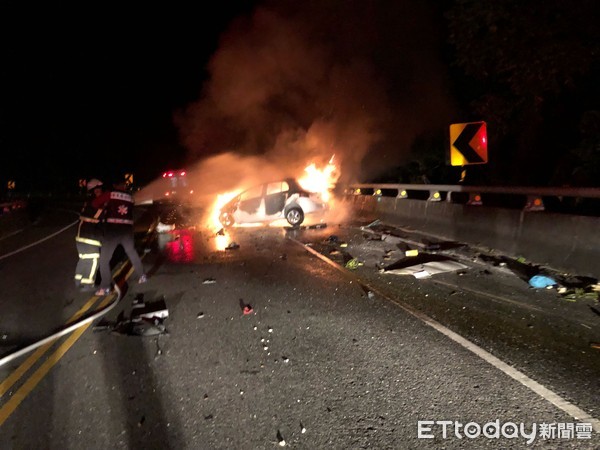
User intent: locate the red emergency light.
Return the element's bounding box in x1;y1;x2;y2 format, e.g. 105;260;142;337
163;171;185;178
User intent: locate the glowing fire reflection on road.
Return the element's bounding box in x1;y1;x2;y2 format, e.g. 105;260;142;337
158;229;195;263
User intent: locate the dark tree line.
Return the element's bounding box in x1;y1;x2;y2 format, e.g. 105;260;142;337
392;0;600;186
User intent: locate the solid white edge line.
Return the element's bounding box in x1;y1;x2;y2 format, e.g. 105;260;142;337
289;236;600;433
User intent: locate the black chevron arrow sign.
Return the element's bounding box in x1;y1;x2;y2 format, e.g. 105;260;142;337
449;121;488;166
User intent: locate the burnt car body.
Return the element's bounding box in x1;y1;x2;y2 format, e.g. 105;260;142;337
219;178;327;227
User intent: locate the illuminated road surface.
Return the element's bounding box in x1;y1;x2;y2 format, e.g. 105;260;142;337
0;204;599;448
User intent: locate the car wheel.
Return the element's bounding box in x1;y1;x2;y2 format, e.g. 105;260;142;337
286;207;304;226
219;211;234;228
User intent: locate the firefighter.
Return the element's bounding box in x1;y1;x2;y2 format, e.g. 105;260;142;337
74;179;105;291
94;179;147;296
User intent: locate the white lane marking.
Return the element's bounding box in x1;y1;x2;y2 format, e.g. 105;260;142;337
0;221;78;261
0;228;25;242
289;237;600;432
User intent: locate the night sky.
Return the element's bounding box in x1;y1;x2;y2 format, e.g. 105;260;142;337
2;1;599;194
1;1;258;191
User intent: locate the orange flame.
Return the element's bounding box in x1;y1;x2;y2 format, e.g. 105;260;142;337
210;190;241;232
297;155;339;202
207;190;241;251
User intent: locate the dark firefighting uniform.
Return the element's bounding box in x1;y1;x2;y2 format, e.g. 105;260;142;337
74;197;103;288
95;187;145;291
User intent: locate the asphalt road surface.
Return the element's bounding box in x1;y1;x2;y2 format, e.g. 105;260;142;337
0;202;599;449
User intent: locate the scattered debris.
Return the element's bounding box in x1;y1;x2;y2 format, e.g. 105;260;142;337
560;289;599;301
528;275;558;289
225;242;240;250
277;430;286;447
216;228;225;236
93;297;169;337
197;312;204;319
131;297;169;320
590;342;600;350
385;261;468;279
239;298;253;315
367;291;375;300
381;254;468;279
405;249;419;257
202;278;217;284
345;258;363;270
364;219;382;228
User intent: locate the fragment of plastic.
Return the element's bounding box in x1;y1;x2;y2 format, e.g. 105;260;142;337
345;258;363;270
528;275;558;289
243;305;253;315
130;298;169;320
365;219;382;228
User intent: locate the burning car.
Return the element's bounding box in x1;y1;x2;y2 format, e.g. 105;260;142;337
218;178;327;227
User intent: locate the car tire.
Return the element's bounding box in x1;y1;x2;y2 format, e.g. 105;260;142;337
219;211;234;228
285;207;304;226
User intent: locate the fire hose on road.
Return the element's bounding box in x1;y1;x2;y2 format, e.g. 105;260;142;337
0;211;159;369
0;284;123;368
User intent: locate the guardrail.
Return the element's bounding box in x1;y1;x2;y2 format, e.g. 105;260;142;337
345;184;600;213
342;184;600;278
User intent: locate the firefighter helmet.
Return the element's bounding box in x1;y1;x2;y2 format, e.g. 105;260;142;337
86;179;103;191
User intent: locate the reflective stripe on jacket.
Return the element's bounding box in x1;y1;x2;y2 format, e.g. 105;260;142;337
76;198;104;244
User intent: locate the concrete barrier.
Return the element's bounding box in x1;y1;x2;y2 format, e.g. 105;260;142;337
345;195;600;279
